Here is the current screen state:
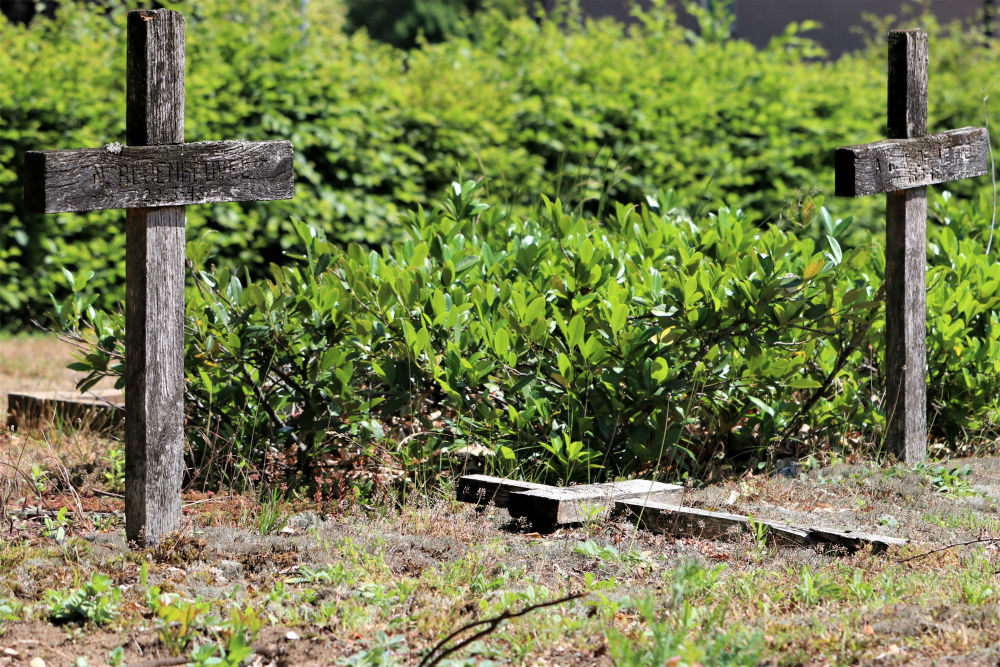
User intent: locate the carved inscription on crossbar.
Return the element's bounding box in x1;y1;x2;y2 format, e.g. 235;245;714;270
834;29;989;463
836;127;987;197
24;140;294;213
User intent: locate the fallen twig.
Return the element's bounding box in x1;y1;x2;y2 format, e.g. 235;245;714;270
418;593;585;667
896;537;999;564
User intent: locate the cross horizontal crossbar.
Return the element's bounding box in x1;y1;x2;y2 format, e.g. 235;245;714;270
835;126;988;197
24;139;294;213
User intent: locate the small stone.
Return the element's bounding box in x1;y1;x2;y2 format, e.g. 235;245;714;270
286;511;319;532
285;631;300;641
29;657;46;667
3;647;19;656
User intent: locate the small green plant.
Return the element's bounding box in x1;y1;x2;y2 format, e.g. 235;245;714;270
158;598;211;655
30;463;49;495
607;597;762;667
287;563;357;586
667;560;725;608
43;506;70;544
912;462;979;496
103;445;125;494
337;630;406;666
574;540;650;568
0;597;21;623
746;513;769;560
44;572;121;626
792;565;842;606
255;487;289;536
107;646;125;667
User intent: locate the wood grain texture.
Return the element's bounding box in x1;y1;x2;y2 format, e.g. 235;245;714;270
6;390;123;432
455;475;551;508
507;479;683;527
124;8;186;546
885;29;930;464
127;9;184;146
885;187;928;463
887;30;928;140
615;499;907;553
834;127;988;197
23;140;295;213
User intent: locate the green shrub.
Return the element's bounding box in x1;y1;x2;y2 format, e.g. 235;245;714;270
344;0;479;49
11;0;998;332
55;181;1000;487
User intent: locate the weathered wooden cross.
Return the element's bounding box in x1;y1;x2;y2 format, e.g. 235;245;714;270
835;30;989;463
23;9;294;545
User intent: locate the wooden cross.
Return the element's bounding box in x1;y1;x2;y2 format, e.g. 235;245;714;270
22;9;294;545
835;30;988;463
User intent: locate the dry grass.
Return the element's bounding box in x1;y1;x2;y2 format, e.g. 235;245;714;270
0;332;115;416
6;336;1000;665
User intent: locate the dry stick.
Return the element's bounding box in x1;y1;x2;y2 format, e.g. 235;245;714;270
417;593;586;667
896;537;999;564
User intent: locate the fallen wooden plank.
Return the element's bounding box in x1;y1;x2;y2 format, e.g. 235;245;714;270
6;389;124;432
455;474;551;508
616;498;907;553
508;479;683;527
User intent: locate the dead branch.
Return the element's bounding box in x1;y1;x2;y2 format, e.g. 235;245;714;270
417;592;585;667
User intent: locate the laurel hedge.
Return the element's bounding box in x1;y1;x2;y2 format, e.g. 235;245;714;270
2;0;995;330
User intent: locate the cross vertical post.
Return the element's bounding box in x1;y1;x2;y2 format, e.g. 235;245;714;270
884;30;929;464
124;9;186;544
23;8;294;548
834;29;989;464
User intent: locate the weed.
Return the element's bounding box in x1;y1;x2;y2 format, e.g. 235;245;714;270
158;598;211;655
792;565;842;606
607;597;763;667
30;463;49;495
573;539;650;568
43;506;71;544
0;597;21;623
103;445;125;493
667;560;725;607
44;572;120;625
746;512;770;560
106;646;125;666
288;563;358;586
337;630;406;666
255;486;289;536
912;462;980;496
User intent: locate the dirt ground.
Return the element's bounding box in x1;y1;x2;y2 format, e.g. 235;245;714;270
2;455;1000;666
5;335;1000;666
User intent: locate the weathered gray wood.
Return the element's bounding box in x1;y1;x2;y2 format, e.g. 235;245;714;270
885;29;930;465
885;186;928;463
887;30;928;140
834;127;988;197
23;140;294;213
834;30;989;464
6;389;124;432
507;479;683;526
616;498;907;553
455;474;551;508
22;8;294;547
124;8;187;546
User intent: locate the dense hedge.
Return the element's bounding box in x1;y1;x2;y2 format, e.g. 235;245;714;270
57;183;1000;487
2;0;997;331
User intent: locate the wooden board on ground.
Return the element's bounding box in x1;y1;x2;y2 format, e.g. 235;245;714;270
6;389;124;432
508;479;683;526
455;474;551;508
455;474;683;527
616;498;908;553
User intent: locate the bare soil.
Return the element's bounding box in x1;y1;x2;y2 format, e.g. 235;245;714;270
4;335;1000;666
